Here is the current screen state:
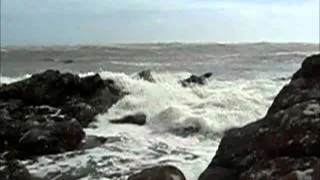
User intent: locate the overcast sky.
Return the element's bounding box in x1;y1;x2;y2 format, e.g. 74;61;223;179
1;0;319;45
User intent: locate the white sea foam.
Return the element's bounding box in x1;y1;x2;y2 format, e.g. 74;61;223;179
83;70;285;179
93;71;285;136
0;74;31;84
273;51;319;56
4;70;287;179
0;44;317;179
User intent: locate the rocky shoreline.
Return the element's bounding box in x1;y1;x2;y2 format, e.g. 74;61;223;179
1;54;319;179
0;70;125;161
198;54;320;180
127;54;320;179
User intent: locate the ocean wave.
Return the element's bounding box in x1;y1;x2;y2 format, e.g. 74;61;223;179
0;71;286;137
86;71;287;137
0;74;32;84
2;70;288;179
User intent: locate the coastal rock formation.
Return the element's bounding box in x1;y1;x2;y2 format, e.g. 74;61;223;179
127;165;186;180
0;160;34;180
137;70;155;82
0;70;124;157
199;54;320;180
16;119;85;157
110;112;147;126
180;72;212;87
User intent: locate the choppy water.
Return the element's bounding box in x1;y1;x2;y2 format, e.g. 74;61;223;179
1;43;319;179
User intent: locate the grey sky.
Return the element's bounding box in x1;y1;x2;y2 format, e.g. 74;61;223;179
1;0;319;45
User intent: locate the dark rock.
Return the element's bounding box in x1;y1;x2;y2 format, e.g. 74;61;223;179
292;54;320;80
104;79;128;97
137;70;155;82
0;70;79;105
313;161;320;180
17;119;85;157
202;72;213;78
110;113;147;126
0;70;124;157
180;72;212;87
198;166;239;180
239;157;320;180
198;54;320;180
127;165;186;180
0;160;34;180
170;125;201;137
61;103;98;127
79;74;104;96
17;128;51;156
0;137;5;153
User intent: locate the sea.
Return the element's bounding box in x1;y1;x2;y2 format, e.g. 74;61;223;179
0;43;319;180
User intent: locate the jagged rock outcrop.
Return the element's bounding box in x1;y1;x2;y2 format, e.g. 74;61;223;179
127;165;186;180
0;70;124;157
137;70;155;82
199;54;320;180
180;72;212;87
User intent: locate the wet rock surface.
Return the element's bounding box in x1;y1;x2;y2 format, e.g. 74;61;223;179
0;160;34;180
0;70;124;157
199;54;320;180
137;70;155;82
127;165;186;180
110;112;147;126
239;157;320;180
180;72;212;87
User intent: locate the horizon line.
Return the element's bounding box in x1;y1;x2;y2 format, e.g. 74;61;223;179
1;41;319;48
